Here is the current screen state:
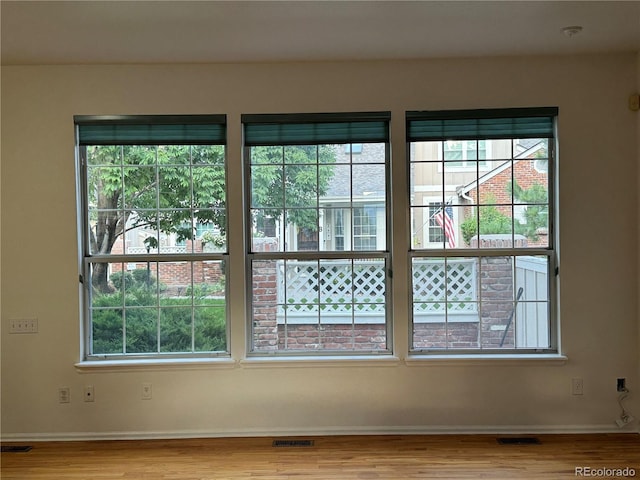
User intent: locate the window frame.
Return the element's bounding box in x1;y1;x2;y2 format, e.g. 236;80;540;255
406;108;559;355
242;112;393;356
75;115;230;361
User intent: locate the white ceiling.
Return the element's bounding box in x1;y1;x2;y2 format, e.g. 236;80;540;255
1;1;639;65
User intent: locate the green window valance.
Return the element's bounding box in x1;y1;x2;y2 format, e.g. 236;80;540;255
407;107;558;141
75;115;226;145
243;112;390;146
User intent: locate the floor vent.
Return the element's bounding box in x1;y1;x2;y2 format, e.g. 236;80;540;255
497;437;541;445
272;439;315;448
1;446;33;453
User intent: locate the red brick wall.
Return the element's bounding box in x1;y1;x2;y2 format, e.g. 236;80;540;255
109;239;224;294
278;324;386;350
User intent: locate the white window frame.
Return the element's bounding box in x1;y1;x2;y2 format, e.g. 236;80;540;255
407;108;559;355
75;115;230;361
243;112;392;356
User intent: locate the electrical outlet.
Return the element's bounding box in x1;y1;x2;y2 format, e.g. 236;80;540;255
58;387;70;403
84;385;95;402
142;383;152;400
9;318;38;334
571;378;584;395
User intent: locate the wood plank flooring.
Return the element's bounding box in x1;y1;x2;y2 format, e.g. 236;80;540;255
2;434;639;479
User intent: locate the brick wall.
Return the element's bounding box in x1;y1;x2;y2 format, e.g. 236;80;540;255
252;257;279;351
478;255;515;348
414;235;525;350
413;322;479;349
109;239;224;294
278;324;386;350
250;239;388;352
466;160;548;247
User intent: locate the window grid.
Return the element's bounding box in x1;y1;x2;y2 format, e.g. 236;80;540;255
77;110;557;362
78;122;229;360
408;109;557;354
244;115;391;355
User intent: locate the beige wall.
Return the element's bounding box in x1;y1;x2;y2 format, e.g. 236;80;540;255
1;53;638;439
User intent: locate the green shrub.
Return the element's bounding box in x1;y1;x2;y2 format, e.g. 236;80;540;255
91;287;226;355
460;205;512;245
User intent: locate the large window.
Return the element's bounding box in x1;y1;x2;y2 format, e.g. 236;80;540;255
243;113;391;354
75;115;228;359
407;108;558;353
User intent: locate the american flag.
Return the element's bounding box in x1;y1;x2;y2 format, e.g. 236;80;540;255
434;205;456;248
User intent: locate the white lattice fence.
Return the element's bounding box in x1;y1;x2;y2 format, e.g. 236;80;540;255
276;260;386;322
412;259;477;313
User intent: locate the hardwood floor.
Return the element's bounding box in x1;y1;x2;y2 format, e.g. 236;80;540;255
2;434;639;479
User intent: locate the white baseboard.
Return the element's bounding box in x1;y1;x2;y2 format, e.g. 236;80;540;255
2;424;638;442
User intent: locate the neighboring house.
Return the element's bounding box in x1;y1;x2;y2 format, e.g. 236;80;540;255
411;138;549;248
269;143;387;252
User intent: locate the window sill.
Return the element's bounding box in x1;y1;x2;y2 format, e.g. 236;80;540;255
75;357;237;373
404;353;568;366
240;355;402;368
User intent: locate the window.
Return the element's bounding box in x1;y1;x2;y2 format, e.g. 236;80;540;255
75;115;228;359
353;205;380;250
407;108;558;353
243;112;391;354
443;140;488;168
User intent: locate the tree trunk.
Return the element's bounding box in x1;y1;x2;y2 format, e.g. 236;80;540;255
92;262;114;293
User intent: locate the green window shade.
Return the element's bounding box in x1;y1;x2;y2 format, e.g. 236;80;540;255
243;112;390;146
407;107;557;141
75;115;226;145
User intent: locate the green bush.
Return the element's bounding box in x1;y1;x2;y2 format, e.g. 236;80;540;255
91;277;226;355
460;205;512;245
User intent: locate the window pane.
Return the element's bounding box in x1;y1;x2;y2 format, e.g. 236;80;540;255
411;141;442;162
86;145;121;166
479;256;515;349
192;145;225;165
251;165;283;208
157;145;190;165
251;257;387;353
412;257;479;349
123;145;156;165
194;305;227;352
476;205;514;248
192;165;226;206
92;308;123;355
513;256;550;348
160;307;192;352
249;142;386;254
88;260;227;355
86;146;226;258
251;210;284;252
126;307;158;354
123;166;157;208
290;209;319;251
284;145;319;164
87;166;123;208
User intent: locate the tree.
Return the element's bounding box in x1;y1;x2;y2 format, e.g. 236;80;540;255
86;144;226;293
460;203;512;245
459;181;549;245
511;181;548;240
249;145;336;232
86;144;335;293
